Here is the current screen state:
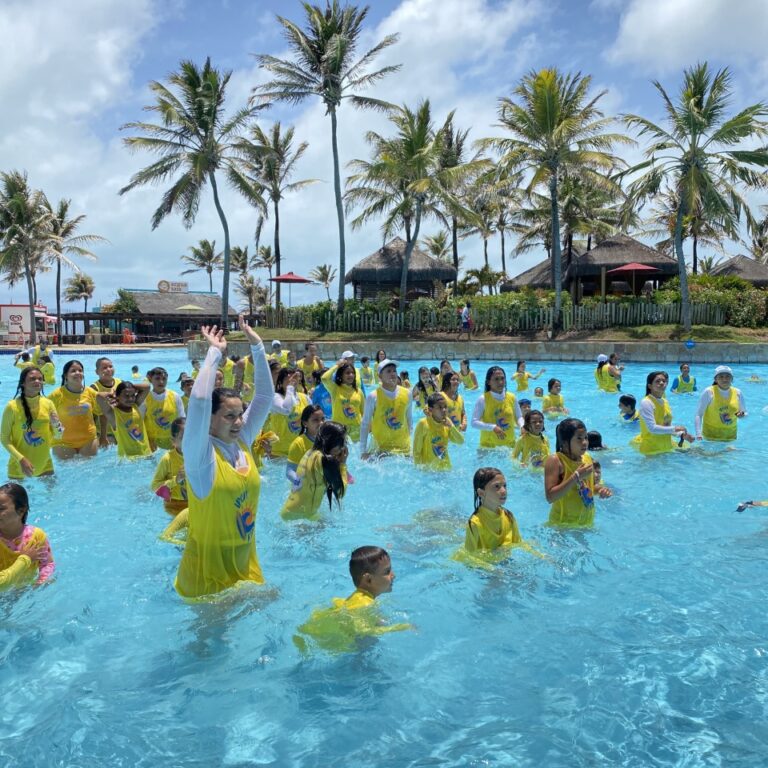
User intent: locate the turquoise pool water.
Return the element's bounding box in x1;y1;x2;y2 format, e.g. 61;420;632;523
3;349;768;767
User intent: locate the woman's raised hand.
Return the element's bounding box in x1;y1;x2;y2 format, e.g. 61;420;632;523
201;325;227;353
238;314;263;346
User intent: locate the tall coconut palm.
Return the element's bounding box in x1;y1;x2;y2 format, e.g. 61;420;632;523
253;244;277;307
119;58;257;326
255;1;401;311
44;198;105;347
482;69;630;330
422;231;451;262
180;239;223;292
64;273;95;333
0;171;58;344
230;122;318;308
346;101;481;311
465;265;504;295
622;62;768;331
236;274;268;317
309;263;337;301
746;205;768;264
230;245;256;278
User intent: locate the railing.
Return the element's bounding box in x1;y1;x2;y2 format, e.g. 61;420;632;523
261;302;725;334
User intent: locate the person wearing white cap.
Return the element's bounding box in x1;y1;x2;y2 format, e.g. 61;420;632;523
694;365;746;441
269;340;289;366
595;354;620;392
338;350;363;391
297;342;324;378
359;359;412;459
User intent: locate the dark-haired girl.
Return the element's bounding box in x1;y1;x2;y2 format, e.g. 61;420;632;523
412;366;438;412
464;467;523;553
441;372;467;431
174;317;273;599
286;404;325;485
0;482;55;588
1;367;60;478
322;360;364;441
512;409;550;467
280;421;348;521
48;360;99;458
270;368;310;459
544;418;611;527
98;381;152;458
471;366;523;449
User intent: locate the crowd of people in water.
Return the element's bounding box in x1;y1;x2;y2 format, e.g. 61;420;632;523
0;327;762;649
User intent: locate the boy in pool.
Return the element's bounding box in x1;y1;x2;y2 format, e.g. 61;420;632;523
294;546;410;654
518;398;532;418
618;394;639;422
533;387;544;398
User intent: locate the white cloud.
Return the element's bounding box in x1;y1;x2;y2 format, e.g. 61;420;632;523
606;0;768;73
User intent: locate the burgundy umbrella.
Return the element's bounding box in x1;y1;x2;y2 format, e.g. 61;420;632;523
607;262;661;295
269;271;314;308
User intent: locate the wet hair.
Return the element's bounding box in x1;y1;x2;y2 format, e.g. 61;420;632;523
274;368;292;395
294;368;308;394
484;366;505;392
147;367;168;378
471;467;512;523
547;378;560;393
679;363;690;371
61;359;85;386
15;366;44;429
414;366;434;397
523;409;545;435
0;482;29;524
299;404;324;435
312;368;326;385
268;359;281;374
460;359;471;370
304;342;317;352
312;421;348;508
619;394;636;410
609;353;619;364
349;545;389;587
426;392;445;409
400;370;410;380
171;417;186;439
19;352;30;362
440;359;452;371
131;365;139;373
38;355;52;365
441;370;460;393
587;430;604;450
592;460;602;470
95;357;112;371
555;418;587;456
375;349;387;363
211;387;241;414
114;381;137;398
334;362;357;389
516;360;525;371
430;366;440;378
360;356;370;364
645;371;668;396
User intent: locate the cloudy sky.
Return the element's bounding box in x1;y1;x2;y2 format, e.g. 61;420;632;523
2;0;767;310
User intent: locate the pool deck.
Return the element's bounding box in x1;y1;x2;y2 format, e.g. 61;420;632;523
187;339;768;364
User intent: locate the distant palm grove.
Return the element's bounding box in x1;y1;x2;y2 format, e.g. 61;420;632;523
3;1;768;342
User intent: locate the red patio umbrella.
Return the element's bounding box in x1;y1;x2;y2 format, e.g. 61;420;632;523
269;271;314;308
607;262;661;295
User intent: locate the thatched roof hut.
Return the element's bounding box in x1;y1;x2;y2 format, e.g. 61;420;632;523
711;254;768;287
123;289;237;316
566;234;678;278
345;237;457;300
500;257;568;291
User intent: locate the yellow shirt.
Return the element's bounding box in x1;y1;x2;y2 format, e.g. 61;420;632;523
297;357;321;378
478;392;518;448
287;434;314;467
464;505;522;552
442;392;465;429
702;385;740;441
322;366;364;441
48;386;98;449
151;448;187;514
143;391;183;450
40;362;56;386
360;366;375;386
1;396;58;478
269;350;289;366
542;393;565;411
548;452;595;527
219;358;235;388
512;371;531;392
175;442;263;598
90;377;122;417
113;406;153;458
637;395;675;454
281;450;347;520
271;391;311;458
461;373;478;391
412;417;463;470
370;386;411;454
512;432;550;467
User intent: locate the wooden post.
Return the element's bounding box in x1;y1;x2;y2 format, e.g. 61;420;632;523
601;267;606;303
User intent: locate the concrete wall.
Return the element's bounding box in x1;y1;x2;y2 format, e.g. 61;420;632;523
187;339;768;364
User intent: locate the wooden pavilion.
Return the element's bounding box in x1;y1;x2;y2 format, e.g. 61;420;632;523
345;237;457;301
710;254;768;287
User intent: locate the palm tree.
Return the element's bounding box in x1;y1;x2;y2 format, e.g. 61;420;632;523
346;101;481;310
309;263;337;301
119;58;257;326
622;62;768;331
180;239;223;292
44;198;105;347
746;205;768;264
236;274;268;317
698;254;721;275
253;244;277;307
255;1;401;311
64;273;95;333
230;122;318;308
0;171;58;344
465;265;504;295
483;69;630;330
422;231;451;261
230;245;256;278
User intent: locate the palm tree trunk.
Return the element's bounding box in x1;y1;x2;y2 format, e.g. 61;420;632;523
500;230;506;274
674;204;692;332
483;237;488;267
83;298;89;334
692;233;698;275
330;107;346;312
451;216;459;271
550;173;563;332
273;199;281;309
209;171;231;328
399;200;423;312
55;259;62;347
23;253;37;345
208;268;213;293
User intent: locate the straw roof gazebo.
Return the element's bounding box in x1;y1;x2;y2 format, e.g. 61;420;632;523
345;237;457;301
711;254;768;287
501;256;569;291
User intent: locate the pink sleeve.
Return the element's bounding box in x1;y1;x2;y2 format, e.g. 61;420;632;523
24;526;55;584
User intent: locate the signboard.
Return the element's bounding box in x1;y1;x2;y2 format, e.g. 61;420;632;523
157;281;189;293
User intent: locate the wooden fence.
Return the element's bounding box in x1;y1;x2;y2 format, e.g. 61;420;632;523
262;302;725;334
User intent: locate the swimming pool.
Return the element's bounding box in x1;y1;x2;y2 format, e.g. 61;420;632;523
3;349;768;766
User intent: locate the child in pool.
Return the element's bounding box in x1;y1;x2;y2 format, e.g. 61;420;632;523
151;417;188;515
544;418;611;527
518;398;532;418
98;381;153;457
542;378;568;415
587;430;607;451
294;545;410;654
0;482;55;588
286;404;325;485
592;461;610;495
131;365;142;380
512;409;550;467
511;360;546;392
360;356;375;387
618;394;639;422
400;370;411;389
412;393;464;470
533;387;544;398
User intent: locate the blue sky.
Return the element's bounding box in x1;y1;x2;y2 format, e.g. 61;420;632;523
1;0;767;311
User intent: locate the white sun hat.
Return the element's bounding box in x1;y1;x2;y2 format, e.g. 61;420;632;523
714;365;733;377
341;350;357;359
378;358;399;374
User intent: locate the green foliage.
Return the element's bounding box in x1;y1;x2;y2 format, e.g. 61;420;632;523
103;289;139;314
